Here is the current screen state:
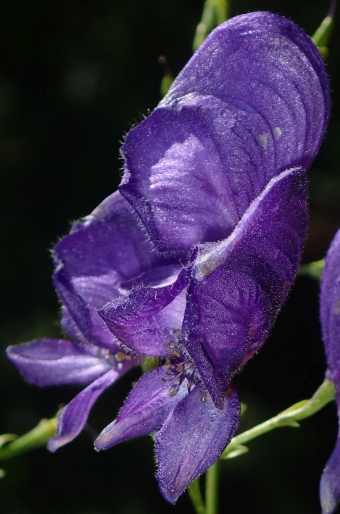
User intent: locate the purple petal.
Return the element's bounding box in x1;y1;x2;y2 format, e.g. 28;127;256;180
320;229;340;513
53;191;159;349
183;167;307;407
320;422;340;514
120;13;329;252
166;12;329;169
48;368;121;451
120;106;239;252
54;191;156;280
53;267;119;351
95;366;187;450
320;229;340;383
155;386;240;503
99;268;189;357
6;339;112;386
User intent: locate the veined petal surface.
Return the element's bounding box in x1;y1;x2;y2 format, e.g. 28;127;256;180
320;230;340;383
320;414;340;514
53;191;159;349
99;269;190;357
6;339;112;386
184;167;307;406
120;12;329;252
155;386;240;503
48;368;124;451
95;367;187;449
320;229;340;513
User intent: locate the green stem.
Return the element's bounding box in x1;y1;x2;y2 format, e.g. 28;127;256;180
312;1;335;48
188;477;205;514
0;415;58;461
222;379;335;459
193;0;229;51
298;258;324;280
206;459;220;514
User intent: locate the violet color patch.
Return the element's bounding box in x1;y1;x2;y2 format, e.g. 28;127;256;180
320;230;340;514
7;11;330;504
97;12;329;502
120;12;329;254
6;191;155;448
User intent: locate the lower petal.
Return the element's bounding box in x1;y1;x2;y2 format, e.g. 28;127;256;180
155;386;240;503
6;339;112;386
320;418;340;513
95;366;187;450
48;368;121;451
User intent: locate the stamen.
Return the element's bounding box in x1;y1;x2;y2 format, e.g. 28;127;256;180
164;333;207;401
226;387;233;397
115;352;132;362
177;362;185;373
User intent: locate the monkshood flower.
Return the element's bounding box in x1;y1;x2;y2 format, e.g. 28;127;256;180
320;230;340;514
6;191;170;449
93;12;330;503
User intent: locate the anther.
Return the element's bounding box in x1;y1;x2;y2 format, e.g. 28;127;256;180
226;387;233;397
115;352;132;362
177;362;185;373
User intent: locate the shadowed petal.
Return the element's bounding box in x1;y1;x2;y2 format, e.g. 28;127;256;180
184;167;307;407
52;191;159;349
99;268;190;357
320;422;340;514
320;229;340;383
6;339;112;386
95;367;187;449
54;191;156;281
48;368;123;451
53;267;119;351
183;272;266;409
155;386;240;503
120;13;329;252
320;229;340;513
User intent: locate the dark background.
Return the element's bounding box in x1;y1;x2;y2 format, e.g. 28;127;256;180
0;0;339;512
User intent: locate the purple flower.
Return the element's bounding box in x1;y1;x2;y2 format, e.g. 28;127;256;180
92;12;330;503
6;10;330;502
320;230;340;514
6;191;167;449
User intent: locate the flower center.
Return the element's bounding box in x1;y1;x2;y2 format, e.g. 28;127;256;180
163;330;207;401
104;350;132;368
